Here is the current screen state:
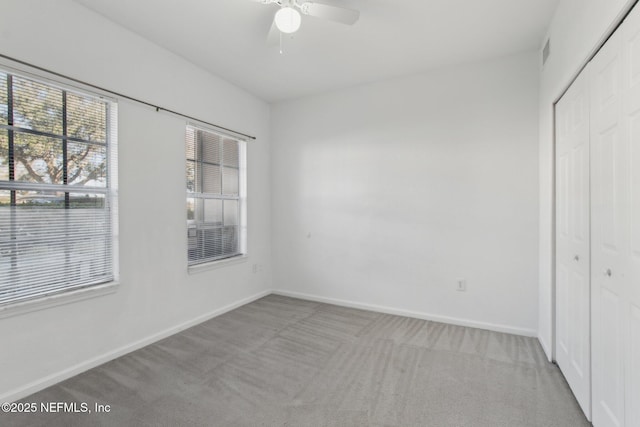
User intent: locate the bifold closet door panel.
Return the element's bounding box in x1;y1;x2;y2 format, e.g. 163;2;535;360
555;68;591;420
622;5;640;426
556;4;640;425
590;25;628;427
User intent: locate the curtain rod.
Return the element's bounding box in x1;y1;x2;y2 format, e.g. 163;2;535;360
0;53;256;141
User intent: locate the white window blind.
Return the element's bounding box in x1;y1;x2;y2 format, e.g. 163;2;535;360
186;125;246;266
0;69;118;306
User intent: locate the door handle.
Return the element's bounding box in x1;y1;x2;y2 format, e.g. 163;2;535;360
604;268;612;277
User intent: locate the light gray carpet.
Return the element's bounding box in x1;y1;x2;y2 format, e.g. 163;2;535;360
2;295;589;427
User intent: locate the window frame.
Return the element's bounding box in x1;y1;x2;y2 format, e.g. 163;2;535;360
185;123;247;268
0;62;119;315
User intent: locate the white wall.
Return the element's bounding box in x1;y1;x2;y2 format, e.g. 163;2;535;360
537;0;635;359
0;0;271;401
271;52;540;336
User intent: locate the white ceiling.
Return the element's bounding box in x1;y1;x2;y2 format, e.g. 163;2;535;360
75;0;559;103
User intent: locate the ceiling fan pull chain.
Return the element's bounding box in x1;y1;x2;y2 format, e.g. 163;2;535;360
279;31;283;54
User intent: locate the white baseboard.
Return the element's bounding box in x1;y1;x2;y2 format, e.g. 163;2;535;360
1;289;271;404
273;289;538;337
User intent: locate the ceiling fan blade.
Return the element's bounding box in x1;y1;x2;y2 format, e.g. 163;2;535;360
299;2;360;25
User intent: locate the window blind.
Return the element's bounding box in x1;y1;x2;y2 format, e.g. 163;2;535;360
186;125;245;265
0;69;118;305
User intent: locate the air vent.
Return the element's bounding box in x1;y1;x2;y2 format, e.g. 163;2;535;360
542;39;551;66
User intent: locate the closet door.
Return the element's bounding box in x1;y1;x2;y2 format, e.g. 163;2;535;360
622;6;640;427
590;26;628;427
555;69;591;420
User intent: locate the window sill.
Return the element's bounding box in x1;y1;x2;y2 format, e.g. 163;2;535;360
188;254;248;275
0;282;119;320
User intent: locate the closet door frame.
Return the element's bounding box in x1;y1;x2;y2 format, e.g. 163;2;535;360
551;0;637;369
552;3;640;426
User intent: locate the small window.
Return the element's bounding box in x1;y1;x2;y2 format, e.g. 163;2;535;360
0;68;118;306
186;125;246;266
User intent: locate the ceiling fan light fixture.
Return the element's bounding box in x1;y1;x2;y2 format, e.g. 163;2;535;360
274;7;301;33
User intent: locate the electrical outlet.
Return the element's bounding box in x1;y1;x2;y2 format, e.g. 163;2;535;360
456;279;467;292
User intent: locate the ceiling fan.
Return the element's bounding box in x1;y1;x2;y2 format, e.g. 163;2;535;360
254;0;360;35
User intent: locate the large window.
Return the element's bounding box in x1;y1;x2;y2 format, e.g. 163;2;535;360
0;68;118;306
186;125;246;266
